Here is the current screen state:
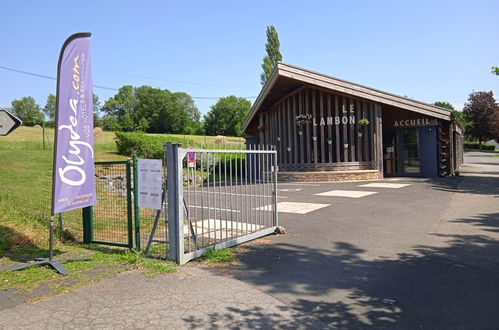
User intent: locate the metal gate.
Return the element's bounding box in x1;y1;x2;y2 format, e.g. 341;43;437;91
166;143;279;264
83;160;134;247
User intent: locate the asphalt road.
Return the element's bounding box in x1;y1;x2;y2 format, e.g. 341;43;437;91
1;151;498;329
213;151;499;329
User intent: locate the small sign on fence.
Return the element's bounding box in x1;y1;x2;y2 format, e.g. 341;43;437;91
187;150;196;168
137;159;163;210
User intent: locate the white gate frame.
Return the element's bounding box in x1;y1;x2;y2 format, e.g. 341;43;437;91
166;142;278;264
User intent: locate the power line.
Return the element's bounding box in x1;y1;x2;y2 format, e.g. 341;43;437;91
0;65;257;100
4;51;255;89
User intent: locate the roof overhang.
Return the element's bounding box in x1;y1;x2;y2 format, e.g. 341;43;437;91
243;63;452;131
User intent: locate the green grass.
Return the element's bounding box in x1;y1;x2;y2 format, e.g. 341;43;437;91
0;126;246;298
201;247;235;263
0;246;177;295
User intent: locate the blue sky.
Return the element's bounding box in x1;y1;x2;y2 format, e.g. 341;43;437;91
1;0;498;115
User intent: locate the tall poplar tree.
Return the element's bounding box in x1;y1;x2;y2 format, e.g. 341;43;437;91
260;25;282;86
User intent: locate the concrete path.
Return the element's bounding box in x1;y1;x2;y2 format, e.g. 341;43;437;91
0;266;327;329
0;151;498;329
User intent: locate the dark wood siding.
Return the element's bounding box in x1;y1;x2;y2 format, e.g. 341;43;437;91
261;86;377;172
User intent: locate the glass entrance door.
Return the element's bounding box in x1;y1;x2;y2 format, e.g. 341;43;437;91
403;129;420;174
383;130;398;175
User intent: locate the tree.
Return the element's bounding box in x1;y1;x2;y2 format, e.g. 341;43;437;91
491;109;499;143
491;66;499;75
433;101;468;128
100;114;122;131
260;25;282;86
101;85;202;134
43;94;56;120
204;96;252;137
11;96;44;126
462;91;499;145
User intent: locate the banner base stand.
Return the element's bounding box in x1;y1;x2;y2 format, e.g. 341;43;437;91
6;257;90;276
3;216;90;276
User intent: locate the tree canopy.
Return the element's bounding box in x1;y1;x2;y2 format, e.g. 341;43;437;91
462;91;499;144
203;96;252;137
101;85;202;134
260;25;282;86
433;101;468;128
11;96;44;126
43;94;56;120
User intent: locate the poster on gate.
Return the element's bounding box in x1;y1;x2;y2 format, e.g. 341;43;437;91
137;159;163;210
187;149;195;168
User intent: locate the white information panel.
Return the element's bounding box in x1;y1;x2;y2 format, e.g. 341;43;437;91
137;159;163;210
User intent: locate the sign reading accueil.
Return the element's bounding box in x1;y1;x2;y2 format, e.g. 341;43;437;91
52;33;96;215
137;159;163;210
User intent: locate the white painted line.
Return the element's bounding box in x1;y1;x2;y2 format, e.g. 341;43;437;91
256;202;330;214
198;191;272;198
278;188;302;192
315;190;378;198
358;183;411;189
183;219;263;239
278;183;321;187
187;205;241;213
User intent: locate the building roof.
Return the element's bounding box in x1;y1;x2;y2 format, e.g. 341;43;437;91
242;63;452;131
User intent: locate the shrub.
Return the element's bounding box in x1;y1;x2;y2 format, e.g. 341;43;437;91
115;132;196;158
463;142;496;151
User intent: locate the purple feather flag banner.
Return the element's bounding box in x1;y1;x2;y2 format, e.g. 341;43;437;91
52;33;96;215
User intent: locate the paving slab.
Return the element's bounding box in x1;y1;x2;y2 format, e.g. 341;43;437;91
315;190;378;198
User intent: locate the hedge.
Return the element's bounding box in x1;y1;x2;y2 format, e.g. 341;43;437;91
463;142;496;151
115;132;196;158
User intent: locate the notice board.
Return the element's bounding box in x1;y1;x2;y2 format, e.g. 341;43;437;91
137;159;163;210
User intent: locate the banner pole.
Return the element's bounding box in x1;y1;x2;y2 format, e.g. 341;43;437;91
49;216;54;261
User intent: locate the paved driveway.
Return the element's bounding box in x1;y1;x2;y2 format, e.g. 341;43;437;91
1;151;498;329
208;151;499;329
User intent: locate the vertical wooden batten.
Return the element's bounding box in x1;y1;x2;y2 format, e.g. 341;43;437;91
312;89;318;164
319;91;325;163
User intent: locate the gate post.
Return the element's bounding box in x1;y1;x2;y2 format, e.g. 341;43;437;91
133;155;141;250
82;206;93;244
125;160;134;249
166;143;185;264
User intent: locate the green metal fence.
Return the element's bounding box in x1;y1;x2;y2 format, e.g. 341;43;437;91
83;160;134;248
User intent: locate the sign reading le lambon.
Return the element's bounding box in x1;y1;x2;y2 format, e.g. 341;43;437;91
52;33;96;214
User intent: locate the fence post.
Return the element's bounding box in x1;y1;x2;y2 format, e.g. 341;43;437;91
273;148;279;227
82;206;94;243
133;155;141;250
167;142;184;263
126;160;134;249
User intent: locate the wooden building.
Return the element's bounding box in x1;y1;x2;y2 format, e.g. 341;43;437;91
242;63;463;181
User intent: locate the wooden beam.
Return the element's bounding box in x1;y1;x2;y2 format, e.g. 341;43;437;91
335;95;340;162
319;91;325;163
327;93;333;162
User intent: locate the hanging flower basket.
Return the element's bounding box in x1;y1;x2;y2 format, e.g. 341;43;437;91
327;137;333;145
295;114;313;127
357;118;369;137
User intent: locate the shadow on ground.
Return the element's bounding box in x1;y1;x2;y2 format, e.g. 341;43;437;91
429;174;499;196
190;210;499;329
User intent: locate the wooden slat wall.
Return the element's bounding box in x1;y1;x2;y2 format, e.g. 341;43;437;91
262;86;378;172
327;94;333;162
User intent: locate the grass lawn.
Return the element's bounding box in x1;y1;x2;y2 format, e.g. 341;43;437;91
0;126;245;300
